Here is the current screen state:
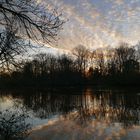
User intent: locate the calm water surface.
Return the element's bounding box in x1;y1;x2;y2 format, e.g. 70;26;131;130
0;87;140;140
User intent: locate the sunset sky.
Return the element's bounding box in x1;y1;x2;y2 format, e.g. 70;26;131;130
41;0;140;50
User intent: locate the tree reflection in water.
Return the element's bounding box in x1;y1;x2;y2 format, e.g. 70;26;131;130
0;88;139;129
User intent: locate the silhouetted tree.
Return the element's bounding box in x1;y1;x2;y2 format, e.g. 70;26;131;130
115;43;139;76
0;27;27;71
0;0;64;43
0;43;140;87
94;49;106;76
34;53;49;76
73;45;89;75
0;0;64;69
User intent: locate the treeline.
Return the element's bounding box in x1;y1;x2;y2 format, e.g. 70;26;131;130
0;43;140;87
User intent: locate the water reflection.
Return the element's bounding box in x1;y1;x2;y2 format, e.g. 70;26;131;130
0;88;140;129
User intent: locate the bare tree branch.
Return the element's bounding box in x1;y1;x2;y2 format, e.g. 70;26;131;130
0;0;64;43
0;0;64;70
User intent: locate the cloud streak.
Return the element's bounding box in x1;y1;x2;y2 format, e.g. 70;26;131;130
43;0;140;50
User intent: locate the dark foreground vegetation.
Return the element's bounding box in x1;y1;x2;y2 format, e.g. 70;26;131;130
0;43;140;88
0;109;30;140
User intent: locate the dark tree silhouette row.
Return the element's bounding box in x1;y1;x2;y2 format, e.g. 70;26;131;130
0;43;140;87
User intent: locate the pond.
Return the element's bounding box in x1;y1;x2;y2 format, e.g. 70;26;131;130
0;87;140;140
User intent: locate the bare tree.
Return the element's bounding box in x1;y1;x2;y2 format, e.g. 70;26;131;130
0;0;64;43
73;45;89;74
94;49;106;75
0;27;27;71
115;43;137;73
34;53;49;76
0;0;64;70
